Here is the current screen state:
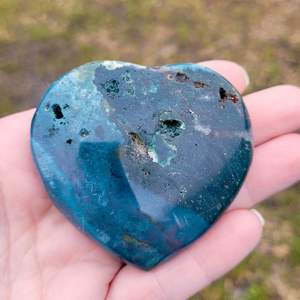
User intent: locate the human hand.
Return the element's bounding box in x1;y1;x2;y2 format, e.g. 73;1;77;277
1;60;299;300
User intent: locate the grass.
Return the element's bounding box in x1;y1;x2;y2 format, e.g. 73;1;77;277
0;0;299;298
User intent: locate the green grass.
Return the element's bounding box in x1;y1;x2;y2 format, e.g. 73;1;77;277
0;0;300;298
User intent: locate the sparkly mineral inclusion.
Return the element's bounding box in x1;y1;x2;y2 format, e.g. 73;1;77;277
31;61;252;270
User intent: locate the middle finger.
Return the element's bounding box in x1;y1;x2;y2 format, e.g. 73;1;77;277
244;84;300;146
229;133;300;211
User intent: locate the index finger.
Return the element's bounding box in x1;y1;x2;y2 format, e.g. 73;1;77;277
198;60;249;94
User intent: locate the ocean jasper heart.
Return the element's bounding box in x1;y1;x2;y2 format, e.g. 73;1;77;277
31;61;252;271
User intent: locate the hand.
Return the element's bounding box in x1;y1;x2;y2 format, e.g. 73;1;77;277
1;60;300;300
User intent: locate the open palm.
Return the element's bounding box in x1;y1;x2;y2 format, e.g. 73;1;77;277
1;60;300;300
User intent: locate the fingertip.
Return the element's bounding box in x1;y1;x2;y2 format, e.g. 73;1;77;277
211;209;263;252
238;64;250;87
250;209;265;227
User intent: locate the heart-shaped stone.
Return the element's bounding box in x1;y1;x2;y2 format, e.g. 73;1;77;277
31;61;252;270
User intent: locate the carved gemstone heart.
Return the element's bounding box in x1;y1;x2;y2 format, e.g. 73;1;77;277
31;61;252;270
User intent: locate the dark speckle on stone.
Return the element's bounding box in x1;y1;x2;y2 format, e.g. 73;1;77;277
142;167;151;178
126;88;134;95
52;104;64;119
100;79;120;96
194;81;204;88
63;104;70;109
48;125;59;137
45;103;50;111
66;139;72;144
79;128;90;137
194;81;209;88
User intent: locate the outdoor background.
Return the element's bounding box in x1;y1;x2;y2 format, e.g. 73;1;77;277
0;0;299;299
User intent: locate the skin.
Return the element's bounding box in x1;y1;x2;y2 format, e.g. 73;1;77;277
0;60;300;300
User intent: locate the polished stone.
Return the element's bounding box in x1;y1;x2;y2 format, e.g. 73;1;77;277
31;61;252;270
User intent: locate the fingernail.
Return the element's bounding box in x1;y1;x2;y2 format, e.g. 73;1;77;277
239;65;250;87
250;209;265;227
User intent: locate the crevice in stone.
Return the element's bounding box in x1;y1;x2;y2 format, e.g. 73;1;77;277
219;87;239;103
51;104;64;119
193;81;210;89
128;132;148;155
122;234;155;248
158;119;184;138
79;128;90;137
175;72;190;83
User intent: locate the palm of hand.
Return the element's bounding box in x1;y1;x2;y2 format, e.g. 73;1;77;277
1;60;300;300
0;112;122;299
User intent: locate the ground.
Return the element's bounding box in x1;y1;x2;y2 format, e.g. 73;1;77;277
0;0;299;299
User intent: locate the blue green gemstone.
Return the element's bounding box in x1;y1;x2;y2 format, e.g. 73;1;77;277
31;61;252;270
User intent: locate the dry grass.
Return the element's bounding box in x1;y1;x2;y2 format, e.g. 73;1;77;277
0;0;299;299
